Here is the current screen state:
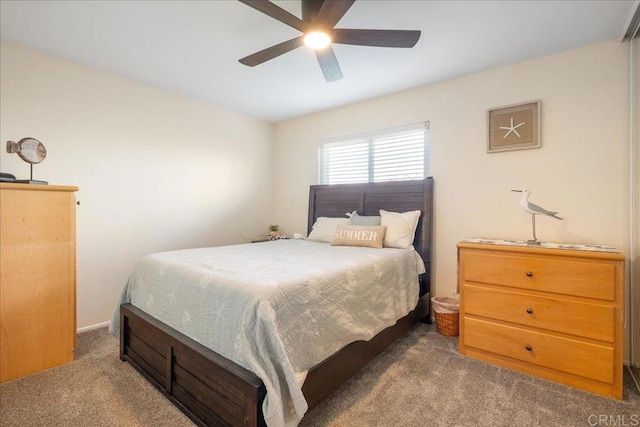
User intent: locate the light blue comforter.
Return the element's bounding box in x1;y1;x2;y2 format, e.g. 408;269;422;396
110;239;424;426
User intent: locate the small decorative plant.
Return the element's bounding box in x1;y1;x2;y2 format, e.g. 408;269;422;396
268;224;279;239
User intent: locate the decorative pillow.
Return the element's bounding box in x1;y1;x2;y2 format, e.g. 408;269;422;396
331;225;387;249
306;217;350;243
379;209;421;249
350;212;382;226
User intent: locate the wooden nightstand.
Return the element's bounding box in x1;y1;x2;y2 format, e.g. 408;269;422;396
457;240;625;399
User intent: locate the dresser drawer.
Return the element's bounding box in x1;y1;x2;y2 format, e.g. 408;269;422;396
464;318;614;384
463;285;614;342
463;251;615;300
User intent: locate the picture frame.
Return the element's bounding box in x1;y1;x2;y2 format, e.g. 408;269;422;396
487;100;541;153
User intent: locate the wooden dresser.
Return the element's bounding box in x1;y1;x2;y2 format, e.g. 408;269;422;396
458;241;625;399
0;183;78;383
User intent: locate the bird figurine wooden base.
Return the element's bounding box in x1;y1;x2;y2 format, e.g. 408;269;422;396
512;189;563;244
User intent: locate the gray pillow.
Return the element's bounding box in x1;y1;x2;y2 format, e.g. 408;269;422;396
351;212;382;226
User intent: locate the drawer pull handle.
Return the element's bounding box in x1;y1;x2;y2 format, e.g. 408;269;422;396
525;345;533;351
526;271;533;277
526;308;533;314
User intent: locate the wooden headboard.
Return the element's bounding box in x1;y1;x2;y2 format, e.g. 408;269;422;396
308;177;434;296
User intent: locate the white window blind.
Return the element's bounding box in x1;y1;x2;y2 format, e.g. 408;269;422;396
318;122;429;185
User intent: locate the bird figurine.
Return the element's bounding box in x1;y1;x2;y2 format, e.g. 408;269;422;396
511;189;563;244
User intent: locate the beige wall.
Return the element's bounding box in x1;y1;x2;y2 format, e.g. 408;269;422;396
0;41;274;330
1;38;634;360
273;39;631;353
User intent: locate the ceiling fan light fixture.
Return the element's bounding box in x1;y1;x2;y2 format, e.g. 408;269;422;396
238;0;421;82
304;31;332;50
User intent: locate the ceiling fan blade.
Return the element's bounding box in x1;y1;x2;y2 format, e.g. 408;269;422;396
315;47;343;82
332;29;421;48
239;37;304;66
301;0;324;23
315;0;355;28
238;0;307;32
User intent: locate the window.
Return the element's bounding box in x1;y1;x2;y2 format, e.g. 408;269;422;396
318;122;429;185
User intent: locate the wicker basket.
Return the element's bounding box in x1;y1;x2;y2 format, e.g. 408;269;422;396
434;311;459;336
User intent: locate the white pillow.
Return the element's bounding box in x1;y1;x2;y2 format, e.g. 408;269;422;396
306;217;350;243
379;209;421;249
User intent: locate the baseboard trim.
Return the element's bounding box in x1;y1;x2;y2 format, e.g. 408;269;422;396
77;321;110;333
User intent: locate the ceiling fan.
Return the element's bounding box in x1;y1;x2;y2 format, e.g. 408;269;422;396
238;0;421;82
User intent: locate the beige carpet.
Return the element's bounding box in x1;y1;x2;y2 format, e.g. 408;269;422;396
1;324;638;426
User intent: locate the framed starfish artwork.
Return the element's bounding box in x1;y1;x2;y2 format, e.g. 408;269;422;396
487;100;540;153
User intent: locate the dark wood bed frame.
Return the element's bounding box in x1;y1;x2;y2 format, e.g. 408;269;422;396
119;177;434;426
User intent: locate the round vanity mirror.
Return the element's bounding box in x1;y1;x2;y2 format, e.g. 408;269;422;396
7;137;47;164
5;137;49;184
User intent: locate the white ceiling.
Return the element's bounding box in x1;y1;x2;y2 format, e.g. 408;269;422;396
0;1;635;123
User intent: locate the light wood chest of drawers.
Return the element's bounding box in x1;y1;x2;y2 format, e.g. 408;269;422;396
457;242;625;399
0;183;78;383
